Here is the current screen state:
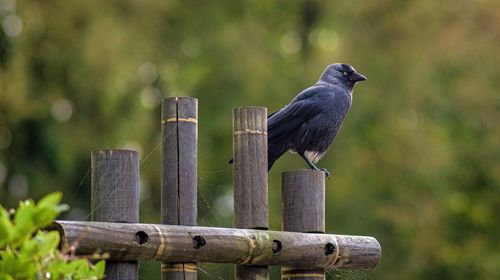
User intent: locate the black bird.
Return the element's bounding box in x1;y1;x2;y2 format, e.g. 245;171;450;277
267;63;366;177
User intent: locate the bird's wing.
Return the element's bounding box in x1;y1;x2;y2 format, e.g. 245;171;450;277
268;86;330;142
267;89;328;169
267;111;278;119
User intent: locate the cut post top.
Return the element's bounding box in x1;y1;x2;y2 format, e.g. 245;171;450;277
91;149;139;158
161;97;198;121
281;169;328;178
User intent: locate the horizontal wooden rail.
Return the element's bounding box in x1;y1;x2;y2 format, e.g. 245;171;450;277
52;221;381;269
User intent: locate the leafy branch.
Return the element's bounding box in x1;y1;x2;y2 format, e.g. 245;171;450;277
0;193;105;280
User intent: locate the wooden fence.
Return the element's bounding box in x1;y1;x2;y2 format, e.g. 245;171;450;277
53;97;381;280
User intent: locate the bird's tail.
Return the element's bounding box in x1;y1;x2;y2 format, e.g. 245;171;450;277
268;143;289;171
230;144;288;171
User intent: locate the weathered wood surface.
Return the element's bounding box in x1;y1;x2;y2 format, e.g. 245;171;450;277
161;97;198;226
282;170;326;279
233;106;269;279
90;149;139;280
161;97;198;280
91;149;140;223
233;106;268;229
53;221;381;269
282;170;325;233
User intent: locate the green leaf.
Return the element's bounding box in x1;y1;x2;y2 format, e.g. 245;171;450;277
38;231;60;257
0;247;37;279
0;208;14;247
35;193;68;227
12;201;36;248
44;259;64;280
74;261;91;279
37;192;63;209
0;247;16;261
2;275;15;280
33;207;58;228
93;260;106;277
20;237;39;258
14;200;35;230
65;259;88;274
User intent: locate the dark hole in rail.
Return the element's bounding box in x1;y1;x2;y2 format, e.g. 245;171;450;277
253;227;269;230
134;231;149;245
324;242;336;256
272;240;282;255
193;235;206;249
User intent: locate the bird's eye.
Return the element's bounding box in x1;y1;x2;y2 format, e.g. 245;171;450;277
343;71;348;76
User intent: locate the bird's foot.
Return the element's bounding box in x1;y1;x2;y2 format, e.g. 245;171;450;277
320;168;331;178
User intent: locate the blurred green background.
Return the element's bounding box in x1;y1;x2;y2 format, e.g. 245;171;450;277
1;0;499;279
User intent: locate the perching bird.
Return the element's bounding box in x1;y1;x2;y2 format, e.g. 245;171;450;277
267;63;366;177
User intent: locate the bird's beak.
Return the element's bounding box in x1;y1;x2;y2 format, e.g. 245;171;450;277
351;72;367;82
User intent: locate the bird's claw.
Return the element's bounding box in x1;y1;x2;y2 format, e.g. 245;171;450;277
320;168;331;178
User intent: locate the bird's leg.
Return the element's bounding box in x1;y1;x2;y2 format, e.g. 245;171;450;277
300;153;318;170
319;168;331;178
299;153;330;178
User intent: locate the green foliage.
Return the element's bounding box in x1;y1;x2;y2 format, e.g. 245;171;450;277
0;193;105;280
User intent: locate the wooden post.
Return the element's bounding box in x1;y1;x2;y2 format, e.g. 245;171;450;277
232;106;269;280
91;149;139;280
281;170;326;280
161;97;198;280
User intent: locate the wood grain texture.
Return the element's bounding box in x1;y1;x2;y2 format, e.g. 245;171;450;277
233;106;268;229
54;221;381;269
90;149;139;280
282;170;326;280
233;106;269;279
161;97;198;226
104;264;139;280
282;170;325;233
161;97;198;280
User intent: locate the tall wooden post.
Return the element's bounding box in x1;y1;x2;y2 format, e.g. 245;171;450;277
281;170;326;280
91;149;140;280
233;106;269;280
161;97;198;280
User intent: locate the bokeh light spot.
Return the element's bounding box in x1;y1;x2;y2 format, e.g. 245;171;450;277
0;0;15;12
51;98;73;122
140;86;162;109
215;190;234;218
139;179;151;202
280;31;302;55
2;14;22;37
316;29;339;51
137;62;158;85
